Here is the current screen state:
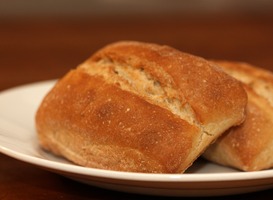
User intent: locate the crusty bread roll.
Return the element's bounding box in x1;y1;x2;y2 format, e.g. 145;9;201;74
35;41;247;173
203;61;273;171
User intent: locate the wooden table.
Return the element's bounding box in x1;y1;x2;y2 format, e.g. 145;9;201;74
1;13;273;199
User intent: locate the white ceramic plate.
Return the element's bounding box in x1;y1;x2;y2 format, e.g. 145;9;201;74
1;81;273;197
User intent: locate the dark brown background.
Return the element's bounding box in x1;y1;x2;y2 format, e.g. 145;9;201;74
1;1;273;199
1;14;273;91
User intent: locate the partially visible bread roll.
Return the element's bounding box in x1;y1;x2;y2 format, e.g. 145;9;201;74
203;61;273;171
35;41;247;173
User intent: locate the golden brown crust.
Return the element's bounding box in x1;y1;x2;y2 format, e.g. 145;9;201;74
36;70;200;173
36;41;247;173
204;61;273;171
89;41;247;126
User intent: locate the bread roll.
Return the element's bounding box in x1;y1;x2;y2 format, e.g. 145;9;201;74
203;61;273;171
35;41;247;173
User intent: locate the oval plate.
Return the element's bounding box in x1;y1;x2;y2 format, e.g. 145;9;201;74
1;81;273;197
